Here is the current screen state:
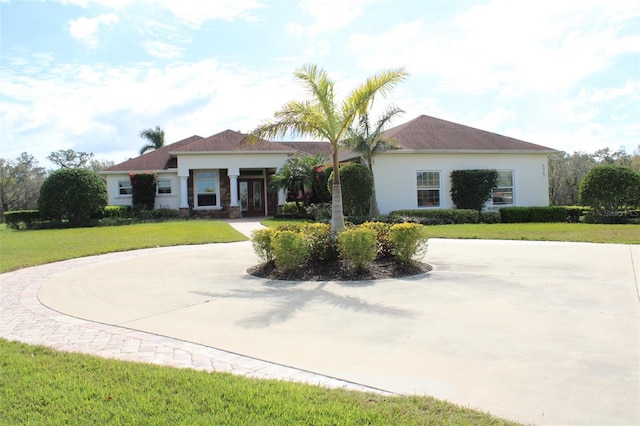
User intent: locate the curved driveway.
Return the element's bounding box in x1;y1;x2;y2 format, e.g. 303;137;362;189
2;227;639;426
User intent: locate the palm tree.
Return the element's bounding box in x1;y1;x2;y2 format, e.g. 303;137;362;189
343;107;404;216
251;64;407;234
139;126;165;155
270;153;328;212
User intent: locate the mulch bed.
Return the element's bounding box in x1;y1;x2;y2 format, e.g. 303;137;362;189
247;258;432;281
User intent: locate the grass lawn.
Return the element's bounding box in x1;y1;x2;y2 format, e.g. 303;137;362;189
0;339;516;425
3;218;636;425
262;219;640;245
0;220;247;273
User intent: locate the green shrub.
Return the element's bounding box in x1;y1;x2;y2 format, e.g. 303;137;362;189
337;227;377;270
450;169;498;212
272;230;310;272
358;221;393;259
281;201;302;215
306;203;331;221
329;163;373;216
500;206;573;223
103;205;132;218
389;223;428;264
251;228;278;263
579;164;640;218
130;173;157;212
479;211;501;224
301;222;335;262
4;210;40;230
150;208;179;220
389;209;479;225
38;168;108;226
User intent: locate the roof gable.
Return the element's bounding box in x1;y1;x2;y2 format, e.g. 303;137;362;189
103;135;204;172
383;115;555;152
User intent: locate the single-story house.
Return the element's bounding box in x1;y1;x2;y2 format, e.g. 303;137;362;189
100;115;556;217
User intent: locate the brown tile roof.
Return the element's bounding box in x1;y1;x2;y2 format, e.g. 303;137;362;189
278;141;332;156
103;116;555;173
103;135;204;172
382;115;555;152
171;130;293;153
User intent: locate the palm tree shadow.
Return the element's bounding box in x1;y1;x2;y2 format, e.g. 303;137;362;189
192;281;415;329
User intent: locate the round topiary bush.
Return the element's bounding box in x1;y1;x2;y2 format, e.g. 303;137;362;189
579;165;640;222
38;168;108;226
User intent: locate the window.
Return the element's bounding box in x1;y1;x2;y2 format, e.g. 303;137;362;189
157;179;171;195
493;170;514;205
195;171;218;208
118;179;132;195
417;171;440;207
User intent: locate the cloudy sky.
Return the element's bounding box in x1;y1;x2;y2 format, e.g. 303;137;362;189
1;0;638;168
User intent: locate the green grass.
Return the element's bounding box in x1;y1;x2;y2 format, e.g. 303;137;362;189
262;219;640;244
2;218;636;425
0;339;517;425
0;220;247;273
426;222;640;244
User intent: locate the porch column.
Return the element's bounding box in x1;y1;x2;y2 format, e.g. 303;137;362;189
228;174;239;206
179;175;189;208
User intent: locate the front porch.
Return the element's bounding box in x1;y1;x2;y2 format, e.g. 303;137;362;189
178;167;283;219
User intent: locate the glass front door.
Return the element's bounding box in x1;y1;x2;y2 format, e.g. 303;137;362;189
238;178;264;216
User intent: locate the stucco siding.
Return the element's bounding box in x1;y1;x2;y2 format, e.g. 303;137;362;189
176;153;289;176
105;172;181;210
373;152;550;215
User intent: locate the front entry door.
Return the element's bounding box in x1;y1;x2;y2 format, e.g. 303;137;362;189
238;179;264;216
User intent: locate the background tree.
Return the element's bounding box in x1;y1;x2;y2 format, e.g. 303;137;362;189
47;149;95;169
139;126;165;155
38;168;108;226
343;107;403;216
0;153;47;222
578;164;640;220
548;151;597;206
252;64;407;234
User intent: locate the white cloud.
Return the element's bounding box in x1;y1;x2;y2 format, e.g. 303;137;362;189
348;0;640;95
156;0;265;27
289;0;370;36
0;58;302;164
68;13;119;48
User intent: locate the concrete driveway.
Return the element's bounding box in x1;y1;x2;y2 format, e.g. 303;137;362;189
38;238;639;425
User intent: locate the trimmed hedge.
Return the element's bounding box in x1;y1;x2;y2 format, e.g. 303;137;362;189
103;205;132;218
4;210;40;230
388;209;479;225
499;206;584;223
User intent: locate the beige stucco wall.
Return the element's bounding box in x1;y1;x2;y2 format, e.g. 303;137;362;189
372;151;550;215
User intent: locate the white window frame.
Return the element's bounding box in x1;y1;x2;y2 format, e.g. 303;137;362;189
492;170;514;206
118;179;132;196
416;170;441;208
157;178;172;195
194;170;220;209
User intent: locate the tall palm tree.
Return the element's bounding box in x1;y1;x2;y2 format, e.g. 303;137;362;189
343;107;404;216
251;64;407;234
139;126;165;155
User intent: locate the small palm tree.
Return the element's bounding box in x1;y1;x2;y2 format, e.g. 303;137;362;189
343;107;404;216
252;64;407;234
270;153;328;212
139;126;165;155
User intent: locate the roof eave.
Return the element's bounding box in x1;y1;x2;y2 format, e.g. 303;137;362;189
384;149;558;155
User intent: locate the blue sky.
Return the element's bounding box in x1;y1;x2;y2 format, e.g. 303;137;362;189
1;0;638;168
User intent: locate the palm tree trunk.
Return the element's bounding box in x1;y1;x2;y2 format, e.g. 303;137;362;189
330;148;345;234
368;162;380;217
